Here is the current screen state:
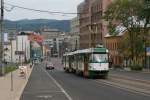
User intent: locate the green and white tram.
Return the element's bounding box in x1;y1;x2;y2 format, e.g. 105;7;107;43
63;47;109;78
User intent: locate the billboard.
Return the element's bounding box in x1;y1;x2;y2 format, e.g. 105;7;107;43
146;47;150;56
4;33;8;42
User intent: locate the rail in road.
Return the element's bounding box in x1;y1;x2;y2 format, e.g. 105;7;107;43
49;58;150;98
95;75;150;97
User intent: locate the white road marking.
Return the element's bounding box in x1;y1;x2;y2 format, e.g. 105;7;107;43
24;91;63;94
37;95;52;99
40;65;73;100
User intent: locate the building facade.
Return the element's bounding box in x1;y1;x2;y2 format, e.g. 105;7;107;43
41;28;70;57
16;33;31;63
70;16;80;51
104;25;127;67
78;0;112;49
3;32;31;63
41;28;62;57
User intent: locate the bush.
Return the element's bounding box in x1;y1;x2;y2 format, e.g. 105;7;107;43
4;66;17;74
130;65;143;71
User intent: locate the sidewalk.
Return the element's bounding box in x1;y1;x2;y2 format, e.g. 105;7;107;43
123;68;150;74
0;65;33;100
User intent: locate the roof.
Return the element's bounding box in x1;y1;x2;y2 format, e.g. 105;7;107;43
105;25;127;38
43;28;60;32
64;47;108;56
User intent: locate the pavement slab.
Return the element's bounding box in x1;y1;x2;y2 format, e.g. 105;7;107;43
0;66;32;100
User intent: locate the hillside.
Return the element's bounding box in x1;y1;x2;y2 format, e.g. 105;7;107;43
4;19;70;32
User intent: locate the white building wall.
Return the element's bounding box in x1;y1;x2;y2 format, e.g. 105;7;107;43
12;40;17;62
4;40;17;63
4;44;11;63
3;34;31;63
16;35;30;63
70;16;80;50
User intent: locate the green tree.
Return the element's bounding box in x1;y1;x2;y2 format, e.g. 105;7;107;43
103;0;145;66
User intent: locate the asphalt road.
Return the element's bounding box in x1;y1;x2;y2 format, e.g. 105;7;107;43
20;64;70;100
20;58;150;100
110;69;150;81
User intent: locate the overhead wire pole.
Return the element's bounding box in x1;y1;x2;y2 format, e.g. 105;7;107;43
0;0;4;75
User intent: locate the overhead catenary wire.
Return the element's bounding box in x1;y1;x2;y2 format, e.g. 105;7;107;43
4;2;85;15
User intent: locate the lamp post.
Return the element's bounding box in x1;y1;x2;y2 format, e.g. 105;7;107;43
9;37;15;91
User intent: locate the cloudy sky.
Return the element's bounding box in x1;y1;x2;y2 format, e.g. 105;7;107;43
4;0;84;21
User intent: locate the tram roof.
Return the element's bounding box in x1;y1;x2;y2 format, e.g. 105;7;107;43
63;47;108;56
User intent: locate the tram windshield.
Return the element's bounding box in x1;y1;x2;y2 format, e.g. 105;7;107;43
90;54;108;63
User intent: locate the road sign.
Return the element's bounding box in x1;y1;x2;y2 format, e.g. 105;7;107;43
146;47;150;56
15;51;25;55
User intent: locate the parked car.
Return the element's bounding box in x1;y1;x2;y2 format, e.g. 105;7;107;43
46;62;54;70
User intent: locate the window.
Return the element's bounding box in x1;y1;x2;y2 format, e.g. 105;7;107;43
90;54;108;63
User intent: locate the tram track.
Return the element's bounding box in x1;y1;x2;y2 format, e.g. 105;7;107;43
94;74;150;97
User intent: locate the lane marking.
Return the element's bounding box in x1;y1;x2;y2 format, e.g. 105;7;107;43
40;65;73;100
24;91;63;94
94;80;150;97
36;95;52;99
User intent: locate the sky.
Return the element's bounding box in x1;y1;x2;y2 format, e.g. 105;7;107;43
4;0;84;21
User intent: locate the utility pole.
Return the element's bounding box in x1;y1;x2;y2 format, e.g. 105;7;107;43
0;0;4;75
10;39;13;91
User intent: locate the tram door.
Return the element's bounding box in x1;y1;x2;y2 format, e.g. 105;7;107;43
83;54;89;77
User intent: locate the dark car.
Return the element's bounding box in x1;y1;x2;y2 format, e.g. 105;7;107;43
46;62;54;70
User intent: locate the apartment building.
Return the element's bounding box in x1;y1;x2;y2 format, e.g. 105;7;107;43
78;0;112;49
70;16;80;51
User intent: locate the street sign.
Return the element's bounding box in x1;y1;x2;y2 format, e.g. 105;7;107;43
146;47;150;56
15;51;25;55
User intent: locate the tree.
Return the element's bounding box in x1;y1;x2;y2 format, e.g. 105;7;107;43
103;0;145;66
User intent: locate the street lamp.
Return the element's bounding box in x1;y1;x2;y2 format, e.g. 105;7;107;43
9;37;15;91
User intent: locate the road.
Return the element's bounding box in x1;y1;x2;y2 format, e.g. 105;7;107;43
20;58;150;100
110;69;150;81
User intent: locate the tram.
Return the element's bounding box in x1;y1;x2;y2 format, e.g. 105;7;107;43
62;46;109;78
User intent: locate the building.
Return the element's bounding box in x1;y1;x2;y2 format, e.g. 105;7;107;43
70;16;80;51
41;28;68;57
41;28;61;56
3;42;12;63
28;33;43;60
104;25;127;67
41;28;62;40
3;32;31;63
16;33;31;63
78;0;112;49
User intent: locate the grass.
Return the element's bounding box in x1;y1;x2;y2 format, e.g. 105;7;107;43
4;65;17;74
